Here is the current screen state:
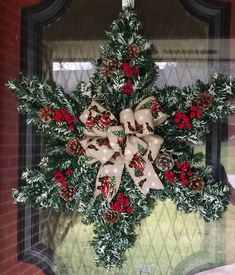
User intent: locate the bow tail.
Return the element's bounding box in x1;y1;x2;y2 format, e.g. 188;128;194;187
125;155;164;195
95;155;125;201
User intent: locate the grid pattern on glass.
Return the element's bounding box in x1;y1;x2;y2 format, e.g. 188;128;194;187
35;0;235;273
40;200;204;275
51;61;211;92
38;60;220;275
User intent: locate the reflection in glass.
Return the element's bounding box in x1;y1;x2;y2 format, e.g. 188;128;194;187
39;1;235;274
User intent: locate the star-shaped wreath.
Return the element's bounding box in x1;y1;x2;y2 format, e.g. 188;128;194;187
7;7;235;269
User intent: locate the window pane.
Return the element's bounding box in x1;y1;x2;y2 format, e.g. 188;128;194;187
39;1;235;274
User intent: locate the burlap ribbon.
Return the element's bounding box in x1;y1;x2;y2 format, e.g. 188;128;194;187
79;96;167;201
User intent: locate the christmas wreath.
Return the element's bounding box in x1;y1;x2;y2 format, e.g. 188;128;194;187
7;7;235;269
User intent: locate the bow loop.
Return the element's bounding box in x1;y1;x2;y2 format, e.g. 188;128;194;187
120;109;136;134
80;101;117;137
135;96;168;126
134;109;154;137
107;126;126;153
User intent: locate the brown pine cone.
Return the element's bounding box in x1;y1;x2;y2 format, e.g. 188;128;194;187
100;58;117;77
103;209;119;224
39;106;56;123
189;175;205;192
196;91;214;109
60;185;76;201
66;138;84;156
128;44;140;59
155;153;174;172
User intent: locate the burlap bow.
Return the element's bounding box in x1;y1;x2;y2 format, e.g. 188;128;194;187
79;96;167;201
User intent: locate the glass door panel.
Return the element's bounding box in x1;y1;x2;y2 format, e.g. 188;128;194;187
39;1;235;274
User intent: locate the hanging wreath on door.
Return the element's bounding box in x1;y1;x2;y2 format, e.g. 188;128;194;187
7;7;235;269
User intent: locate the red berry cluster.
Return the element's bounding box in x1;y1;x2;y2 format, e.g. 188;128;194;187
121;62;140;95
111;192;133;213
177;162;193;186
121;62;140;77
122;80;134;95
190;105;203;119
54;169;74;188
174;105;204;130
164;171;175;183
174;112;192;129
164;161;193;186
54;109;78;131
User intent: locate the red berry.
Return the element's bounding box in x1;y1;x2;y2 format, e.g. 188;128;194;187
196;109;203;118
134;67;140;74
177;163;183;169
190;112;196;119
187;170;193;176
191;105;197;111
181;179;189;186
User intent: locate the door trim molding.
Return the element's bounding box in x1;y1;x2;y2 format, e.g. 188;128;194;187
19;0;72;274
173;0;231;274
18;0;231;274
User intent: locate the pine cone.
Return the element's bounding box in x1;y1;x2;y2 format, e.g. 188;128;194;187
39;106;56;123
155;153;174;172
189;175;205;192
60;185;76;201
103;209;119;224
196;91;214;109
66;138;84;156
100;58;117;77
128;44;140;59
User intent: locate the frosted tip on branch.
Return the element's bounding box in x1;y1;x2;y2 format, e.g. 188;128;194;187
122;0;134;8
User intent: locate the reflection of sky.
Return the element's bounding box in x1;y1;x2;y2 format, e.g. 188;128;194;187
53;62;93;71
229;175;235;187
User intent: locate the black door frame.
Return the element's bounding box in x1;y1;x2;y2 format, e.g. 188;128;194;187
18;0;231;274
19;1;72;274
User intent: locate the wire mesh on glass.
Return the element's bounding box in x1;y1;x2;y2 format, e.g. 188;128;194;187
39;1;231;274
38;60;215;275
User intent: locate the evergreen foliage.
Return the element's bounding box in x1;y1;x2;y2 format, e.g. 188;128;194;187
7;8;235;269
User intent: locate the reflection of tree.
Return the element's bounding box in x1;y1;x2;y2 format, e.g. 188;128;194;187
156;62;209;88
228;109;235;141
52;62;95;93
40;210;78;251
